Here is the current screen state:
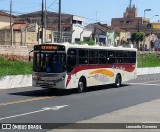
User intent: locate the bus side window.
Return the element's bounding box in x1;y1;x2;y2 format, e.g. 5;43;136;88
108;50;115;64
116;51;123;64
98;50;108;64
67;48;77;73
123;51;130;63
78;49;88;65
67;56;76;73
89;50;98;64
129;51;136;64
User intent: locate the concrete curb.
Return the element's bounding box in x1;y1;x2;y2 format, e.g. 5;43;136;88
0;67;160;89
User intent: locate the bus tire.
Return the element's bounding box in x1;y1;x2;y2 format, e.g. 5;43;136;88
115;74;121;88
77;77;86;93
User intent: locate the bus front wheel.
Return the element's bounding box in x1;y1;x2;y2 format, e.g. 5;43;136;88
115;74;121;88
77;78;86;93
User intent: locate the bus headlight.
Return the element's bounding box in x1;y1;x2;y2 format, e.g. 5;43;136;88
59;75;65;81
53;76;65;83
33;75;37;81
61;76;65;80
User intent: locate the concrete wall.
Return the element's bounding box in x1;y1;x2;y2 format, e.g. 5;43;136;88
0;30;11;45
0;75;32;89
0;45;31;56
137;67;160;75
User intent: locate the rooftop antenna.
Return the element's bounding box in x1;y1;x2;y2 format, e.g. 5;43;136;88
95;11;98;22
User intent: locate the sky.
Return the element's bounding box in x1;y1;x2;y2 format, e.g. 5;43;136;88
0;0;160;25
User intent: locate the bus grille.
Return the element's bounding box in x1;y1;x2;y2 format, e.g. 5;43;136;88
35;73;58;77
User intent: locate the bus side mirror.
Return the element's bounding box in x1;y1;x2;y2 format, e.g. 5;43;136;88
29;50;34;62
29;55;31;62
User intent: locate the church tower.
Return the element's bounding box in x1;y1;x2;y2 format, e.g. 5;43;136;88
123;0;137;18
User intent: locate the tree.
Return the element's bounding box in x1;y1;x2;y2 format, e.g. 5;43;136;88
130;32;146;50
79;38;95;45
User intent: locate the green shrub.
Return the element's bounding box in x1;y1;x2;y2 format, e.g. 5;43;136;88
137;53;160;68
0;57;32;76
0;53;160;76
79;39;95;45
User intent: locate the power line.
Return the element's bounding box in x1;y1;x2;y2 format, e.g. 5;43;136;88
0;9;28;15
47;0;57;10
47;8;109;24
13;2;40;5
15;6;41;11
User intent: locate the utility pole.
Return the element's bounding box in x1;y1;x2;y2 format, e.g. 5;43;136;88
10;0;13;46
44;0;46;42
137;20;139;32
58;0;61;43
41;0;44;43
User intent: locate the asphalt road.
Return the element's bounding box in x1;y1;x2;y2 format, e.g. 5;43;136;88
0;73;160;130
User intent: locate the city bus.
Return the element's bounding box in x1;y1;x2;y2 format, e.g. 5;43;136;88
32;42;137;92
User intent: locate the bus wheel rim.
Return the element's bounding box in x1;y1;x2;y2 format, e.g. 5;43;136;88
116;76;120;87
79;81;83;91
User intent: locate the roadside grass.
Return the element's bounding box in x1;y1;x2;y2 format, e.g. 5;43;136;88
137;53;160;68
0;57;32;76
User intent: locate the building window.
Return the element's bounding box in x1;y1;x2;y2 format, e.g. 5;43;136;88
75;38;80;43
49;34;52;39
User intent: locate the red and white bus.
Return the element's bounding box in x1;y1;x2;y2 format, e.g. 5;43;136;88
32;43;137;92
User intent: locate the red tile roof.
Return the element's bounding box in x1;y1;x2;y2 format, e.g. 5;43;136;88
4;23;29;30
47;23;71;29
107;26;124;33
0;11;15;17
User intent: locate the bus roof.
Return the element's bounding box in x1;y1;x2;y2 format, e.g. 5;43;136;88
36;42;137;51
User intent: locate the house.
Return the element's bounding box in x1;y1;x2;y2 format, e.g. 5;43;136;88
17;11;91;44
108;26;131;46
0;11;15;29
85;23;128;46
0;21;54;47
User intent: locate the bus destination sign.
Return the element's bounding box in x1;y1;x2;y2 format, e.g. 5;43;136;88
41;45;58;50
34;45;65;51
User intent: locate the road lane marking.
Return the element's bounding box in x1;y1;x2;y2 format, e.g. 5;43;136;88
126;83;160;86
0;105;68;121
0;96;54;107
42;105;68;110
143;80;160;84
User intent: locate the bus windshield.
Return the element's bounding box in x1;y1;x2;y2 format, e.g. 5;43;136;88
33;52;66;73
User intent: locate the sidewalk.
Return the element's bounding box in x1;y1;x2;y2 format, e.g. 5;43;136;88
51;98;160;132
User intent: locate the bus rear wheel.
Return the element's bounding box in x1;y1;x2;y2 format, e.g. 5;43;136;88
77;78;86;93
115;74;121;88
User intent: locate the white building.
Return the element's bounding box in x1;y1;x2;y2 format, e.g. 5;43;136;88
72;16;92;43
